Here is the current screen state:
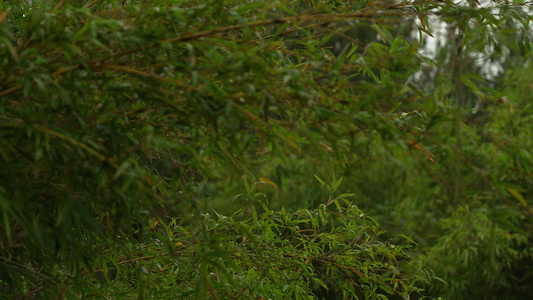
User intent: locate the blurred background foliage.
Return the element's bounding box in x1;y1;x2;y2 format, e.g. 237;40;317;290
1;0;532;298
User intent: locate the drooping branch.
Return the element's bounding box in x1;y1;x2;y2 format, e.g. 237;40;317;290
0;4;438;99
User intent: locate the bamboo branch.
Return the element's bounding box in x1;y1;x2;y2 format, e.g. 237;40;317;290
0;5;431;98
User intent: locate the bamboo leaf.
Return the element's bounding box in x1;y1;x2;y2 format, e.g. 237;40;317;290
259;177;279;198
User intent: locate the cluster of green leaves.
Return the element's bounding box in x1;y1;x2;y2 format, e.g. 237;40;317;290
58;191;431;299
420;54;533;298
1;0;533;298
0;0;440;298
380;3;533;298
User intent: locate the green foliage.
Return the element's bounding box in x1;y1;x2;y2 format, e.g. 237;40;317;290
56;194;431;299
1;0;533;298
421;54;533;299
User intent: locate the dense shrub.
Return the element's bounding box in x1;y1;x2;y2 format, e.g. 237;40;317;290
1;0;532;298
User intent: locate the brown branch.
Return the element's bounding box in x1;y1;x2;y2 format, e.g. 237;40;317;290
86;0;99;9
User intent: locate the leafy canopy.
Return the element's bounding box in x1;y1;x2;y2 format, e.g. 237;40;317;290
1;0;532;299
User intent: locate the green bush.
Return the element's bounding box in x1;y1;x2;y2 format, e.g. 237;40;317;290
61;192;432;299
0;0;438;297
1;0;533;298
